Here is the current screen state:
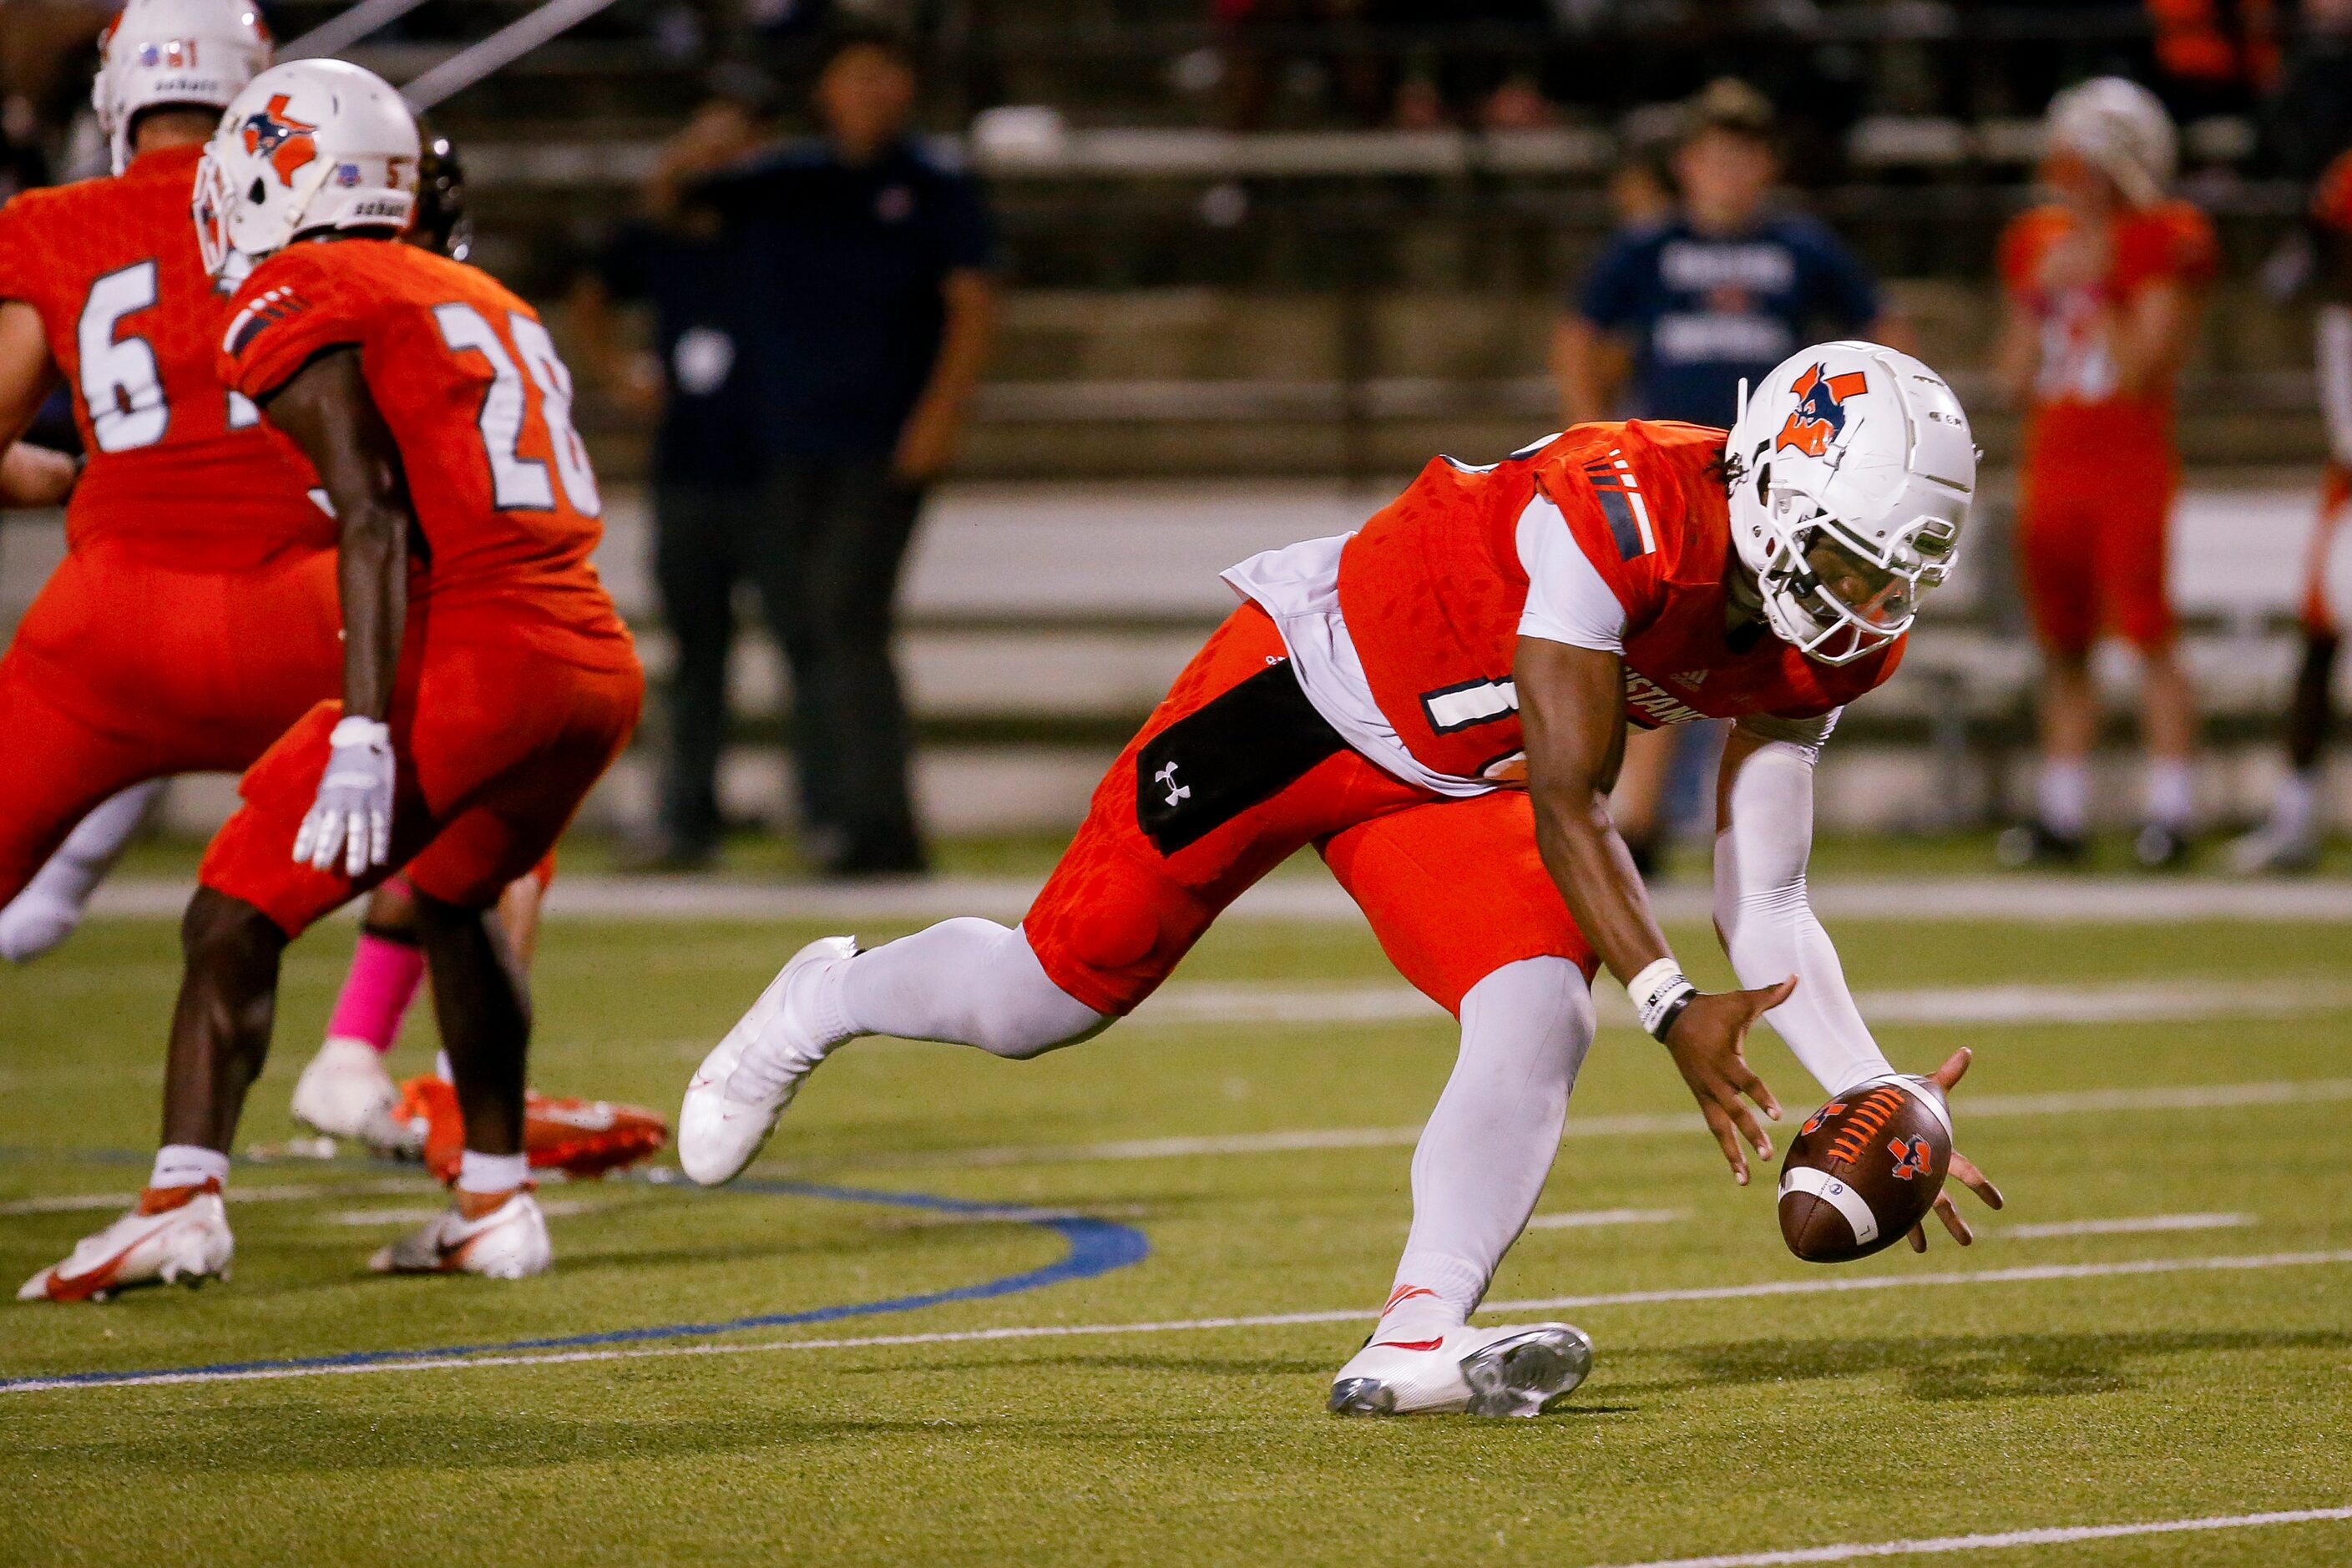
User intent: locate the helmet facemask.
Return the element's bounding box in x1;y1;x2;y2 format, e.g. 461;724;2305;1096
1745;467;1960;666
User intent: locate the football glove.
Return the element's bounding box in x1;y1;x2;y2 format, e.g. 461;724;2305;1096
294;716;396;878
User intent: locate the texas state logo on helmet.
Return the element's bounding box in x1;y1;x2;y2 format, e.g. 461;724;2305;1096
1726;340;1976;666
1775;362;1869;458
93;0;273;175
195;58;420;278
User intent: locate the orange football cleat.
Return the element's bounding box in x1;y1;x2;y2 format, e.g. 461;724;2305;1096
392;1075;670;1185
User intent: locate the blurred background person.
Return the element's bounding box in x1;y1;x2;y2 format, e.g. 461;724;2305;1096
1550;78;1898;875
577;68;781;873
1994;78;2216;872
697;29;997;878
2235;138;2352;873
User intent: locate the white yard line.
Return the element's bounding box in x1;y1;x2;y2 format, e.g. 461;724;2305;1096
1525;1208;1688;1230
2000;1212;2253;1239
0;1179;432;1216
8;1247;2349;1395
1125;976;2352;1029
78;874;2352;925
830;1076;2352;1172
1588;1505;2352;1568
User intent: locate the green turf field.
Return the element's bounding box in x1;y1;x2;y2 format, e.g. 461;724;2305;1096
3;894;2349;1565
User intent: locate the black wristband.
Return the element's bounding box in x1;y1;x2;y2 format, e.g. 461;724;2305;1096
1650;988;1695;1044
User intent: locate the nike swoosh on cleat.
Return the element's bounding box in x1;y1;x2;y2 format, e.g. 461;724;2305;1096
1372;1337;1446;1353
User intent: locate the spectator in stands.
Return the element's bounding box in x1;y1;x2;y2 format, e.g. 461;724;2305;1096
578;68;781;873
695;29;998;878
1994;78;2217;870
1550;78;1899;875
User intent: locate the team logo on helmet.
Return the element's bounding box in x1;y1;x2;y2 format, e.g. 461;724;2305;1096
240;93;320;186
1774;362;1869;458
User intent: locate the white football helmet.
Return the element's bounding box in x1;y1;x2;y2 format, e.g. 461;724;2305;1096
93;0;274;175
195;59;419;279
2047;76;2176;209
1723;341;1976;666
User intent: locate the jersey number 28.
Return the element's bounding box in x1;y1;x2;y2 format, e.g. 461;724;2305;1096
432;301;600;517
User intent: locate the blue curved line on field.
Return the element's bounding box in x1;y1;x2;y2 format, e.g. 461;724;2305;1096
0;1176;1150;1392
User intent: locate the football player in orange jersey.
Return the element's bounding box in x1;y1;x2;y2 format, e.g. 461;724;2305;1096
680;341;2003;1416
2234;145;2352;873
1993;78;2217;869
0;26;663;1181
20;60;642;1301
0;0;333;950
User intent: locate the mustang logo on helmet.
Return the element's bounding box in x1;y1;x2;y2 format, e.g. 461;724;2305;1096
240;93;319;185
1774;362;1869;458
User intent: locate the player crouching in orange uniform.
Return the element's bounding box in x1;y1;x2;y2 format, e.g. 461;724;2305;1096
21;60;642;1302
1994;78;2217;870
679;341;2004;1416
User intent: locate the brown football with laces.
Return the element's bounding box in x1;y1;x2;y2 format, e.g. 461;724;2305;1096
1777;1076;1953;1262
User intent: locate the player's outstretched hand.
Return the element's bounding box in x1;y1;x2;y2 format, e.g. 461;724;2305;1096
1904;1047;2006;1252
294;716;396;878
1663;976;1793;1186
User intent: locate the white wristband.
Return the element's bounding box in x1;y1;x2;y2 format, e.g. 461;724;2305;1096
1627;958;1697;1043
329;716;392;749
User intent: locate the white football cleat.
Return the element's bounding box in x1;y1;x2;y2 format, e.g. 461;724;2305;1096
368;1191;551;1279
0;887;81;964
2230;821;2321;876
1327;1322;1593;1418
291;1036;424;1156
679;935;858;1186
18;1184;234;1302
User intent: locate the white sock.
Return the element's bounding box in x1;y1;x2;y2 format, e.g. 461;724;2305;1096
2270;767;2321;840
0;780;164;962
456;1150;529;1195
2146;760;2195;831
150;1144;230;1191
2038;761;2091;837
1382;956;1596;1326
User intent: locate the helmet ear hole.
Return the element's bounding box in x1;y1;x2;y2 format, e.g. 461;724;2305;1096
248;177;266;204
1756;462;1771;506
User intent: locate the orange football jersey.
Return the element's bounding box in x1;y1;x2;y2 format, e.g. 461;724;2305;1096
218;238;633;667
1997;199;2217;458
1335;420;1899;782
0;144;328;566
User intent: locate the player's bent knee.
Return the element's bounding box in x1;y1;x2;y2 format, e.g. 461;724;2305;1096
179;887;288;969
1461;955;1597;1056
973;921;1111;1059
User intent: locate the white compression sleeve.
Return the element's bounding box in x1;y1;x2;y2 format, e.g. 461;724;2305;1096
1712;738;1893;1098
1386;956;1596;1323
0;779;165;962
832;918;1108;1060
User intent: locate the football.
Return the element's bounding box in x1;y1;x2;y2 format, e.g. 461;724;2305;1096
1777;1076;1954;1262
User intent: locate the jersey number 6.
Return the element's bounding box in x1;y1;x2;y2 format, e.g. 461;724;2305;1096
77;260;258;453
432;301;601;517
